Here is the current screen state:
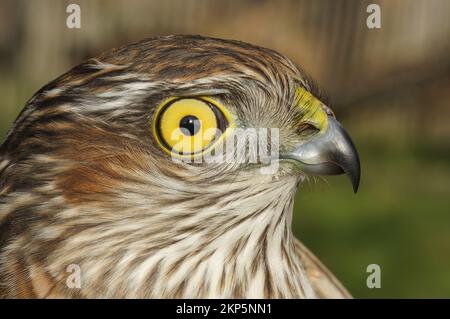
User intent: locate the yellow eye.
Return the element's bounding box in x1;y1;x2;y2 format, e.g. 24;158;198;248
153;97;233;156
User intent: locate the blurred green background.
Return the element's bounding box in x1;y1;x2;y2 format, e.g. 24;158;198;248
0;0;449;297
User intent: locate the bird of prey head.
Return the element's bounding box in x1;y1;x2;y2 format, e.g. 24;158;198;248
0;35;360;298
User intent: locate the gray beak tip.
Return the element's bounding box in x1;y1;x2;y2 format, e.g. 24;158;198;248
351;169;360;193
353;165;361;193
338;125;361;194
341;127;361;194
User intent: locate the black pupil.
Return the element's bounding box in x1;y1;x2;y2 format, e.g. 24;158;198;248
179;115;201;136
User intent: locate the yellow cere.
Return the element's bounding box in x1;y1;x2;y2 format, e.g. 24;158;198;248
294;87;328;131
153;97;234;156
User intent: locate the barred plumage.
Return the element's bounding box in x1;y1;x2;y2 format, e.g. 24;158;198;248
0;35;356;298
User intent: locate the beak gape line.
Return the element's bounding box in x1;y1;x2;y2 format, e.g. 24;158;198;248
167;119;361;192
281;116;361;193
170;127;280;174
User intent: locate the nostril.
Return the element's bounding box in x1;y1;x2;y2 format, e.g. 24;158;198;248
297;122;320;138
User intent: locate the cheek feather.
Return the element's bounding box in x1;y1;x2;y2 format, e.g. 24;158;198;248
52;124;153;205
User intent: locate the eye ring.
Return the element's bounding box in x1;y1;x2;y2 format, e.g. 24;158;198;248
152;97;234;157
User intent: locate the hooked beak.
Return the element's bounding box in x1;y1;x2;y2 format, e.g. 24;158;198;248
281;116;361;193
